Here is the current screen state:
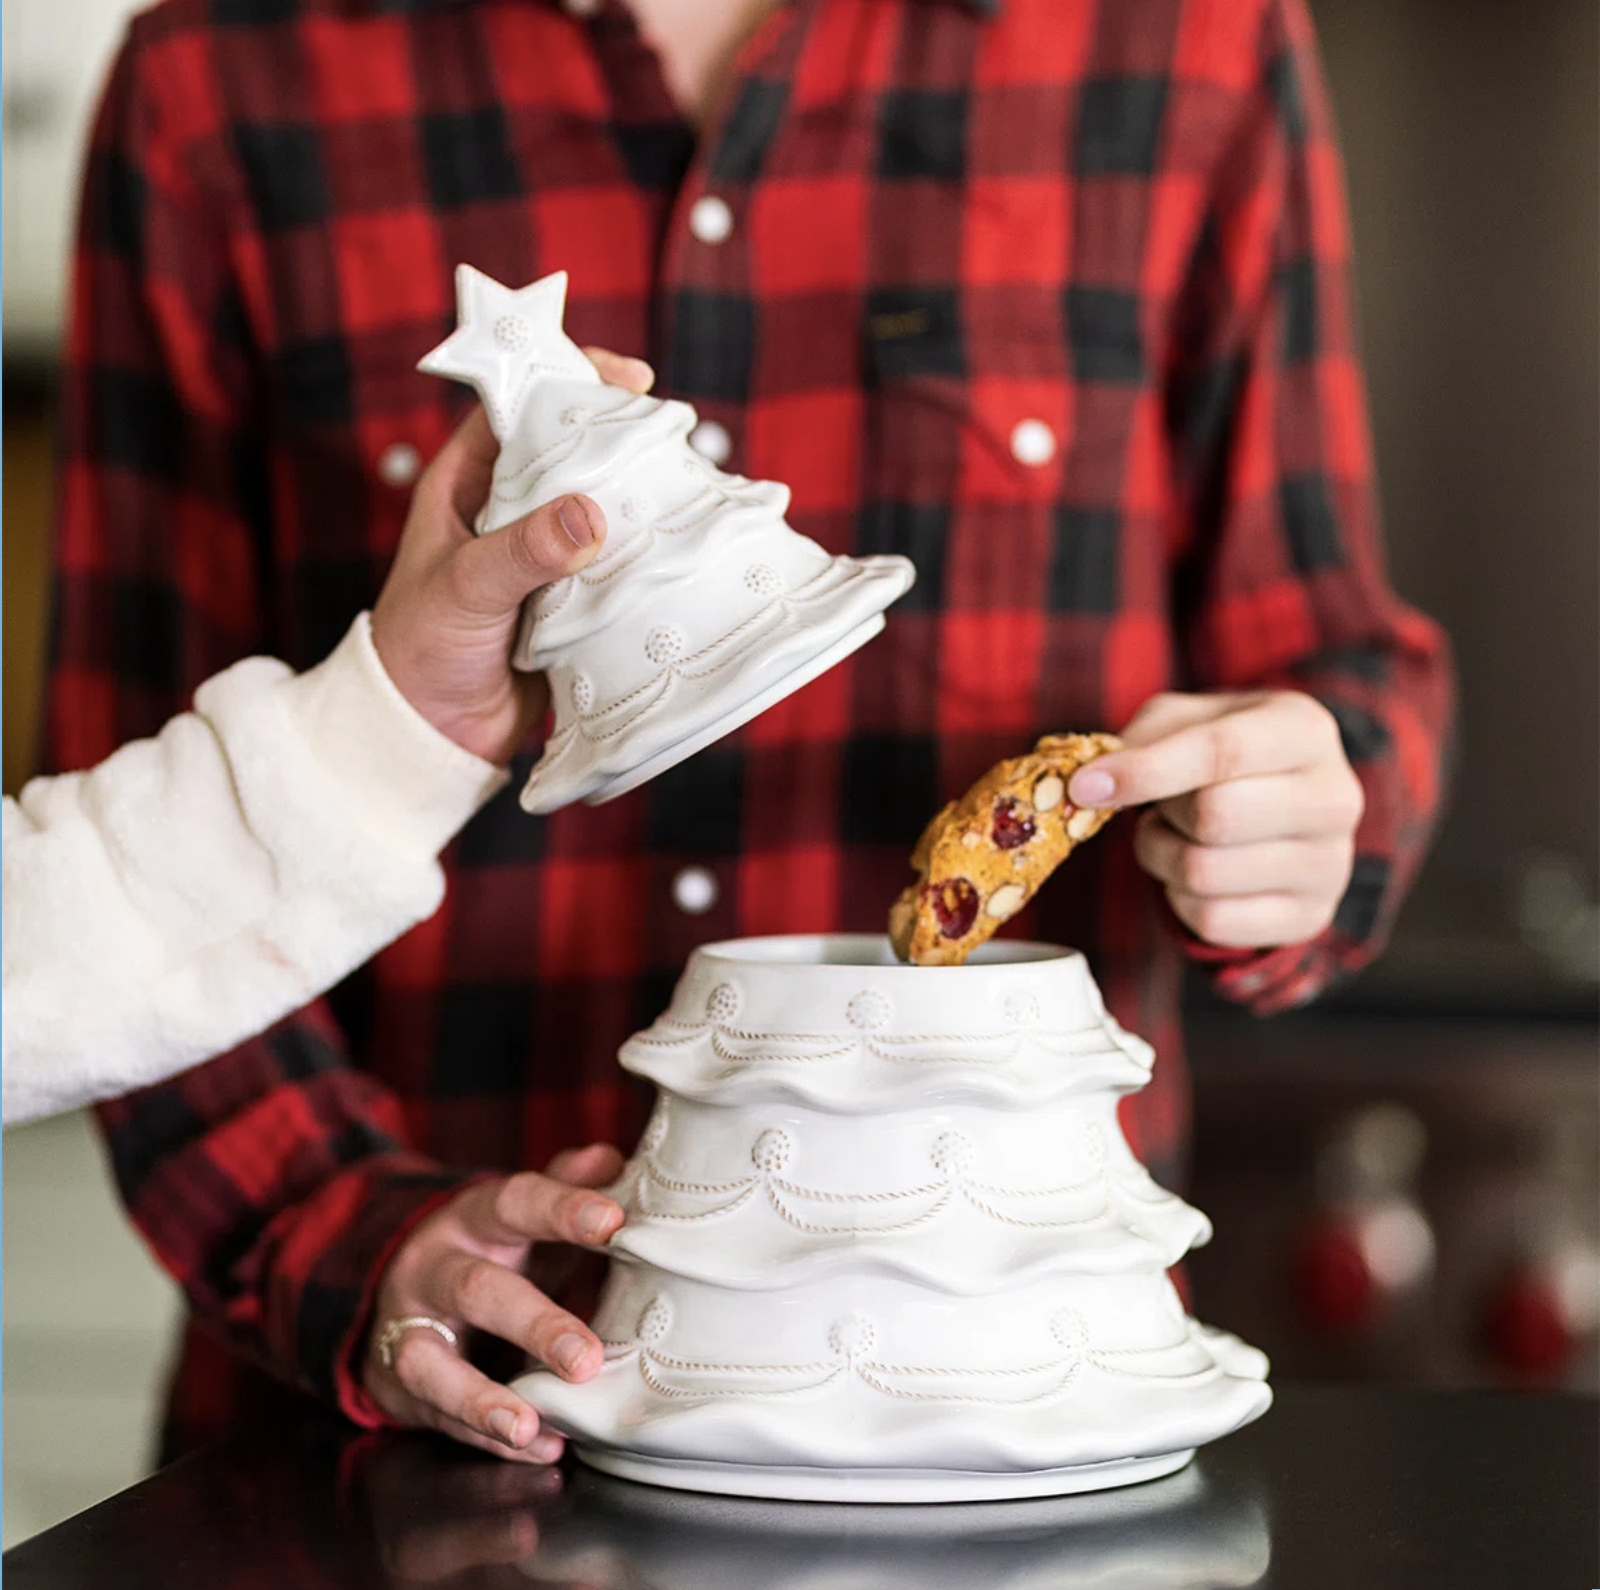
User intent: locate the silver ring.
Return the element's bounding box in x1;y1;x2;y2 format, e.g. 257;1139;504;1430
376;1315;459;1371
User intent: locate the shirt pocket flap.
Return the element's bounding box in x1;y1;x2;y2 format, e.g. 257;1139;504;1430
864;292;1070;504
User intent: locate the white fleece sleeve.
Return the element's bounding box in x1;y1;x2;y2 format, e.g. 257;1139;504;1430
1;614;507;1125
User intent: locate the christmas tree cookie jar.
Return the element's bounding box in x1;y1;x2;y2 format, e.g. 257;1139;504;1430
419;267;916;814
515;934;1273;1503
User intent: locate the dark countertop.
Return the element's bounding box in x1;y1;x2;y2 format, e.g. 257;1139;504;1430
5;1385;1595;1589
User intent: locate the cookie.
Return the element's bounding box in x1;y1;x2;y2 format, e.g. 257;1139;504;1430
888;733;1122;966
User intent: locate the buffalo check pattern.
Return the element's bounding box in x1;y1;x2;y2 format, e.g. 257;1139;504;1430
49;0;1452;1446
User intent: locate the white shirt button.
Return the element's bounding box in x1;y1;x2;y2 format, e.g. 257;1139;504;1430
688;420;732;466
376;442;422;489
672;865;719;915
688;194;735;246
1009;418;1057;467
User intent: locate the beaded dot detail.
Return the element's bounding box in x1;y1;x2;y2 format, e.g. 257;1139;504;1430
828;1315;877;1360
493;314;531;349
1003;992;1043;1029
705;982;742;1024
637;1296;674;1344
1050;1309;1090;1350
645;626;685;665
751;1128;794;1174
931;1131;974;1178
845;990;893;1031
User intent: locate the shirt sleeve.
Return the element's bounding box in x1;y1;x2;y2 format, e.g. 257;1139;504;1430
46;23;484;1422
1162;0;1455;1013
4;615;506;1127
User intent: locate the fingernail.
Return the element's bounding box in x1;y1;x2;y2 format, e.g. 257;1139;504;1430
577;1200;615;1241
622;357;654;386
1069;767;1116;807
556;496;597;547
531;1434;564;1464
488;1406;523;1444
552;1333;589;1377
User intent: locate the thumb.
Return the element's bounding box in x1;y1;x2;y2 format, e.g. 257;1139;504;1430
1067;693;1233;809
1068;687;1254;806
450;494;606;615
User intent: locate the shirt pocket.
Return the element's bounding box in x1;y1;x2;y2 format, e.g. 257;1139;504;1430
861;286;1071;512
858;290;1072;738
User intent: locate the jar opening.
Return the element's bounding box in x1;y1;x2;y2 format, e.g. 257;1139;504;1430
693;934;1072;969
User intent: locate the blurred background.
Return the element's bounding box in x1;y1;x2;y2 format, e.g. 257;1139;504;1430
3;0;1597;1548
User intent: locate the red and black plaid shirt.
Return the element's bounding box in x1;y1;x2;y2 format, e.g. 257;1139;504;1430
50;0;1451;1445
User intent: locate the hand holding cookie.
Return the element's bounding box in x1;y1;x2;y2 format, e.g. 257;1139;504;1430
1071;690;1363;948
889;733;1121;966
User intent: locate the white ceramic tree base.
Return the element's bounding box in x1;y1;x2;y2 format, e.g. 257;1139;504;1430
513;935;1271;1506
569;1445;1195;1503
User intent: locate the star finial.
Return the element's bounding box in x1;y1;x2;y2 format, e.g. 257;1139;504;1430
418;266;598;438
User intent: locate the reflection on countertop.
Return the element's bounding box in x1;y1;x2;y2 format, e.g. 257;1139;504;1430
345;1436;1267;1589
349;1430;1269;1589
513;1461;1269;1590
